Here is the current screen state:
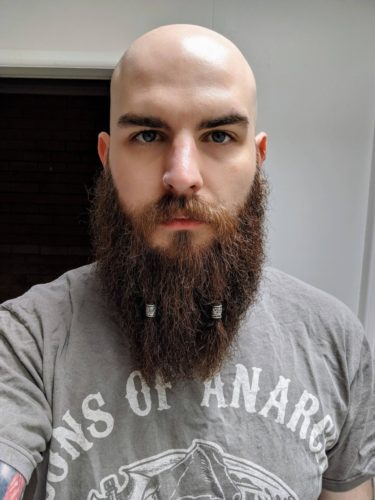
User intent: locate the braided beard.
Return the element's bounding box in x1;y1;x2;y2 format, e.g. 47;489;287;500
90;167;268;384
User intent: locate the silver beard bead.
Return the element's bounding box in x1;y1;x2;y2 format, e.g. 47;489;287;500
145;304;157;318
211;304;223;320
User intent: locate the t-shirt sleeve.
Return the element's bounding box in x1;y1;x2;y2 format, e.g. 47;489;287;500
0;306;52;482
322;329;375;492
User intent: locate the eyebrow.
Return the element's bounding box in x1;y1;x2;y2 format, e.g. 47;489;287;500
117;113;170;130
116;112;250;130
198;113;249;130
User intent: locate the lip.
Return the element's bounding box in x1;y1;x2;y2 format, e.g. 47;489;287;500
161;218;204;229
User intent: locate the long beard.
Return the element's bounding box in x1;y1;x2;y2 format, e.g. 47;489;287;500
90;168;269;384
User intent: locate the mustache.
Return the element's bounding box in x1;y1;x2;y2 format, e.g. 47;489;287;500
135;193;239;238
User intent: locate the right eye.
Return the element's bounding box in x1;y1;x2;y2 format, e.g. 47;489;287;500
132;130;162;143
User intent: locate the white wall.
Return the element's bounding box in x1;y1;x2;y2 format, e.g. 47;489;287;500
213;0;375;342
359;124;375;346
0;0;374;341
0;0;214;76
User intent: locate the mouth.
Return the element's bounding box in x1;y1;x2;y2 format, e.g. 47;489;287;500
161;213;204;229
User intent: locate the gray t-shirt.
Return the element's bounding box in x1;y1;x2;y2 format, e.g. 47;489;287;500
0;264;374;499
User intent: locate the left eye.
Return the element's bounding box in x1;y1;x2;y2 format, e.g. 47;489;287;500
134;130;161;143
206;131;232;144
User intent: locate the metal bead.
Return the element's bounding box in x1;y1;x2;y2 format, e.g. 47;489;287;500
145;304;156;318
211;304;223;320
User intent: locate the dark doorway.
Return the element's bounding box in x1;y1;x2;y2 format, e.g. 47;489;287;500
0;78;110;302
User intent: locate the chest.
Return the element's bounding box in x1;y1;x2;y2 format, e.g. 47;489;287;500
44;357;339;500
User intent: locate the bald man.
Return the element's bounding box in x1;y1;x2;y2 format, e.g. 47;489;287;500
0;25;374;500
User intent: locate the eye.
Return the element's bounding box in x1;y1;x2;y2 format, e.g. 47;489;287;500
206;130;232;144
133;130;161;143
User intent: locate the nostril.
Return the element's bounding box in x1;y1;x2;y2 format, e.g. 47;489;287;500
162;165;203;196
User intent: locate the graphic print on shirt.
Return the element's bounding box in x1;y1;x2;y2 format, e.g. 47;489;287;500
87;439;299;500
46;365;338;498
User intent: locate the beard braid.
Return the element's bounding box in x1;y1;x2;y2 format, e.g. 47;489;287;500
90;167;269;384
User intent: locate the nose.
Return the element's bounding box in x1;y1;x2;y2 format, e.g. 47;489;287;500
162;134;203;196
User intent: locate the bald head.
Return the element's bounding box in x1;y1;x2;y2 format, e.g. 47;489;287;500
110;24;257;131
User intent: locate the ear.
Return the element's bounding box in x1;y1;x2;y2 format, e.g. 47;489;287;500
255;132;267;167
97;132;110;168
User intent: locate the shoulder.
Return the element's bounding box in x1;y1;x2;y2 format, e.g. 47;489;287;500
260;266;363;331
0;263;100;331
256;266;366;370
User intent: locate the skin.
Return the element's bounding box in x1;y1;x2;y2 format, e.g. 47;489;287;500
318;480;373;500
97;24;267;251
0;462;25;499
96;24;373;500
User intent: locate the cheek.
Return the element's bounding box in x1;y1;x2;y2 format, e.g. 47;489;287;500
230;149;258;201
209;162;255;210
232;174;254;209
237;164;256;195
109;163;162;212
109;169;134;207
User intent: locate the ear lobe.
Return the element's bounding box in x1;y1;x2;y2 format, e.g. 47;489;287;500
255;132;267;166
97;132;110;168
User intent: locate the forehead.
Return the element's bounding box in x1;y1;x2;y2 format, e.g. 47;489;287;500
111;48;256;129
122;87;250;125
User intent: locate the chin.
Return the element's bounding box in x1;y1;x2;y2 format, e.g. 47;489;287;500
151;229;214;256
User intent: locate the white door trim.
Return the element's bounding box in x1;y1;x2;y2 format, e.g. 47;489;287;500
0;49;115;79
